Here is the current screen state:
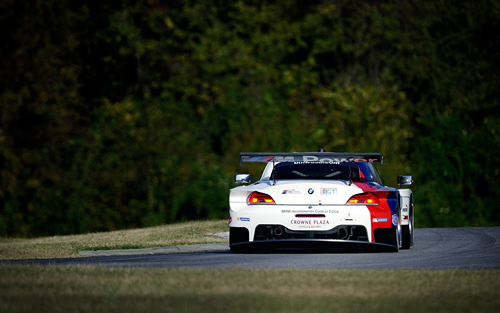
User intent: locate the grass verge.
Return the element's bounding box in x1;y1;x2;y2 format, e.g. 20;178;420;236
0;220;228;260
1;266;499;313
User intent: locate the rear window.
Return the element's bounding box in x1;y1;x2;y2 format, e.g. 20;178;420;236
270;162;378;182
271;162;370;181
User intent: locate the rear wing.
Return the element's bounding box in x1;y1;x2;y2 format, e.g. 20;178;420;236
239;152;383;166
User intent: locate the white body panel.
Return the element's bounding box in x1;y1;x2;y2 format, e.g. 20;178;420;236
230;180;375;242
398;189;412;226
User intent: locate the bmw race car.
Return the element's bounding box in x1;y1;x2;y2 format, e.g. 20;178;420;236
229;151;414;252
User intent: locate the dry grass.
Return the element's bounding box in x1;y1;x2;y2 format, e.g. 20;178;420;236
1;266;499;313
0;220;228;260
1;221;499;312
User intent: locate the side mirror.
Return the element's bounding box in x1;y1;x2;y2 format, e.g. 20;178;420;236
235;174;251;185
397;175;413;187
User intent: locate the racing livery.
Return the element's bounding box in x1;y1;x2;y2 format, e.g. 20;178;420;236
229;151;414;252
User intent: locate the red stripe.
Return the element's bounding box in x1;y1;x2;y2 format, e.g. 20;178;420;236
353;182;391;242
263;156;275;162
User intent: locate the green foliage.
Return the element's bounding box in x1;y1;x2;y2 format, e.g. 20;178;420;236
412;114;500;227
0;0;498;236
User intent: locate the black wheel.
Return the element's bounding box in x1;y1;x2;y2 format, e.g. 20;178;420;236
373;200;402;251
390;199;402;250
396;211;402;250
229;245;244;253
401;225;411;249
229;227;249;245
401;197;414;249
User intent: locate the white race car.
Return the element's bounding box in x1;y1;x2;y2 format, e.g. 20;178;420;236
229;151;414;252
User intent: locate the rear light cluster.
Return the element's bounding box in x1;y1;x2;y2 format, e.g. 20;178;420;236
247;192;275;204
347;192;379;205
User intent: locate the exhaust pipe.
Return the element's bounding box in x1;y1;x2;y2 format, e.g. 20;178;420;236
274;226;284;238
337;226;349;239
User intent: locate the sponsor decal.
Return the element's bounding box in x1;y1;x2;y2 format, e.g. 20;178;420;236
298;156;378;163
282;189;301;194
272;156;295;162
320;188;337;195
247;155;277;162
294;161;340;164
308;188;314;195
314;209;327;214
242;154;381;164
373;218;388;223
403;215;409;220
291;219;330;225
403;207;408;212
308;205;313;209
229;215;232;224
237;217;250;222
392;214;398;226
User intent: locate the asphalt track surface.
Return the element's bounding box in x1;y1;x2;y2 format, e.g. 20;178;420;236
4;227;500;270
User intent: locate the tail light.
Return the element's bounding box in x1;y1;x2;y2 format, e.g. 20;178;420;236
247;192;275;204
347;192;379;205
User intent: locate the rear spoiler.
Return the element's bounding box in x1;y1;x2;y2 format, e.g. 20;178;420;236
239;152;383;166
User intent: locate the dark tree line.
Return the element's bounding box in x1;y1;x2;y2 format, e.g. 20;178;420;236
1;0;499;237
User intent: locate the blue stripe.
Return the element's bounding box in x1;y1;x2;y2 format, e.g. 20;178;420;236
249;156;265;162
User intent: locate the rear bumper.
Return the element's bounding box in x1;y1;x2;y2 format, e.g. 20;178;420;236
229;239;398;253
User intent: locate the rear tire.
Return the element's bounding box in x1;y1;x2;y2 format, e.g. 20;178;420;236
373;199;402;251
396;215;402;250
401;225;411;249
392;200;402;250
229;245;245;253
373;217;401;251
401;197;414;249
229;227;249;245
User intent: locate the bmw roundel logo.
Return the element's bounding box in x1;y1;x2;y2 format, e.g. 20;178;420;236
308;188;314;195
